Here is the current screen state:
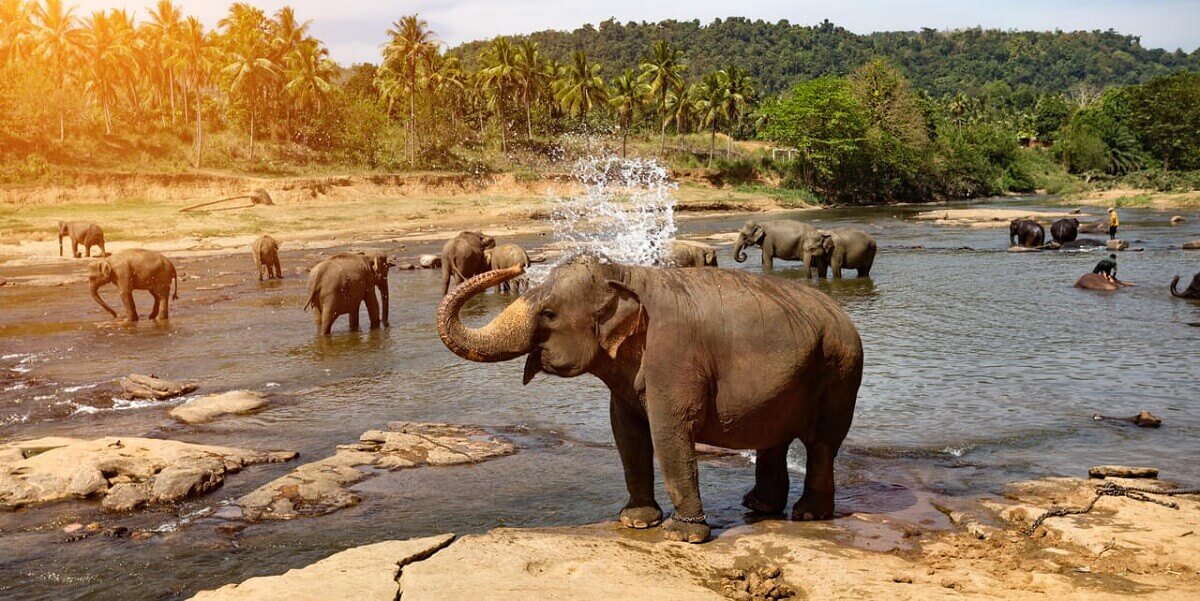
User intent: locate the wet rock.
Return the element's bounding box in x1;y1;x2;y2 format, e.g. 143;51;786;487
1106;239;1129;251
169;390;269;424
1007;245;1041;253
396;262;416;270
237;422;516;520
190;534;455;601
1171;215;1186;224
120;374;198;401
1092;410;1162;427
418;254;441;269
1088;465;1159;479
102;482;151;511
0;437;296;509
1183;239;1200;250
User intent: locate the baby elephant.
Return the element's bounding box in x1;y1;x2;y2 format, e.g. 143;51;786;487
665;240;719;268
305;253;384;335
251;235;283;281
88;249;178;321
58;221;106;258
485;244;530;293
802;228;877;278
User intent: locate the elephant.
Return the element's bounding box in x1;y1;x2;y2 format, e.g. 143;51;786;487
1050;218;1079;244
436;253;864;544
1075;273;1129;291
58;221;105;258
665;240;719;268
441;231;495;295
1009;219;1045;248
251;235;282;281
1170;273;1200;299
733;220;816;274
88;249;178;321
485;244;531;293
358;250;395;326
800;228;877;278
305;253;382;335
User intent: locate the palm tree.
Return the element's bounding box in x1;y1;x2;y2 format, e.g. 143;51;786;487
146;0;183;122
81;10;135;135
221;5;278;162
663;86;694;138
172;15;216;167
1;0;34;66
638;40;686;153
283;39;333;115
555;49;606;123
382;14;435;165
513;40;544;139
478;36;517;151
693;70;732;167
30;0;80;141
608;68;648;157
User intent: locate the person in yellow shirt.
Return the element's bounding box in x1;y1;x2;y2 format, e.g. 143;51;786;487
1107;207;1120;240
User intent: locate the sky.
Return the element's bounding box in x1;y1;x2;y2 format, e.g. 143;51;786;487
71;0;1200;65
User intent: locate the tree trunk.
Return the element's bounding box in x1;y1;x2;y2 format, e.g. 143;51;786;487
249;109;256;162
524;88;533;139
58;112;65;143
194;89;203;168
103;101;112;135
708;125;716;168
169;72;176;123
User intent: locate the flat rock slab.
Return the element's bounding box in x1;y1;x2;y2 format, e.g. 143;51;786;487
0;437;296;510
236;422;516;520
121;374;198;400
190;534;455;601
915;208;1081;228
1088;465;1159;479
170;390;270;424
1183;240;1200;250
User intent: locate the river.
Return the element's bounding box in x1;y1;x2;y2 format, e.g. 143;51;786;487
1;197;1197;599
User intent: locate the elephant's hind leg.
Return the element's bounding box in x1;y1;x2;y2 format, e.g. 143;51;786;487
743;442;791;515
348;302;361;331
158;289;170;320
148;294;161;320
793;440;838;521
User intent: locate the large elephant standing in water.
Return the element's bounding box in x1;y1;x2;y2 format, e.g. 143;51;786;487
732;220;815;274
436;254;864;544
441;231;495;295
305;253;382;335
1010;219;1045;248
1050;218;1080;244
800;228;877;278
88;249;178;321
1171;273;1200;299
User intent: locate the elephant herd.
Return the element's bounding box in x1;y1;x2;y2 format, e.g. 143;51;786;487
733;220;877;278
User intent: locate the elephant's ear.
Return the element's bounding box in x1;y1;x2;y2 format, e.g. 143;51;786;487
820;232;834;252
98;260;114;281
751;225;765;244
598;281;643;360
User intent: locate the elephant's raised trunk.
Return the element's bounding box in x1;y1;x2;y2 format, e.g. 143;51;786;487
1171;275;1184;298
733;236;748;263
89;281;118;318
436;265;534;362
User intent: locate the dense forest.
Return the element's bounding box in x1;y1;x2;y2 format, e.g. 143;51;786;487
454;18;1200;96
1;3;1198;205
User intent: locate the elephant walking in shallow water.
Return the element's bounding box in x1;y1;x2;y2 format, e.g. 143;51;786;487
485;244;531;293
1010;219;1045;248
732;220;815;274
58;221;106;258
251;235;282;281
88;249;178;321
436;254;863;544
305;253;382;335
441;231;495;295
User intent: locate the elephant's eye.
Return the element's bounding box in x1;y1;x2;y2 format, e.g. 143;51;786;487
540;309;557;321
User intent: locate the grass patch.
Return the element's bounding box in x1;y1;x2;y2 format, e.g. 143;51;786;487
736;184;823;208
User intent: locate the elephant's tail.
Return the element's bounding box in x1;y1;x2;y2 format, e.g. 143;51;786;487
304;288;318;311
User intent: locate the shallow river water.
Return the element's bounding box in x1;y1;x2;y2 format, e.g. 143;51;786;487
1;197;1198;599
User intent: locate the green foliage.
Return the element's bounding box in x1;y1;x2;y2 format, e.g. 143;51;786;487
1032;94;1070;143
1125;71;1200;170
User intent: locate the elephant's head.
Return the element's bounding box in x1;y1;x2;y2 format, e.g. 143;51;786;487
87;259;118;317
804;231;834;261
460;231;495;251
57;221;68;257
437;253;643;384
733;221;765;263
484;248;495;268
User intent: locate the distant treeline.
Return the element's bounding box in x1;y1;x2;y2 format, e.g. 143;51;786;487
453;18;1199;97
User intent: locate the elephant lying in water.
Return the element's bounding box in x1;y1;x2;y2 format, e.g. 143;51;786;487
665;240;718;268
1171;273;1200;299
1075;273;1131;291
88;249;178;321
436;254;864;543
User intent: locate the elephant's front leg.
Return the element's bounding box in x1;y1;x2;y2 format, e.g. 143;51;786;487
71;240;80;259
611;395;661;529
364;289;381;329
647;387;709;543
148;294;161;320
120;286;138;321
348;300;361;330
378;286;389;327
761;248;775;274
830;256;843;279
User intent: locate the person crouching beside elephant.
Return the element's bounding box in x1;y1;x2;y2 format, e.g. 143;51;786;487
800;228;877;278
732;219;815;274
251;235;283;281
88;249;178;322
485;243;531;293
58;221;106;258
306;253;385;335
436;253;863;543
442;231;495;295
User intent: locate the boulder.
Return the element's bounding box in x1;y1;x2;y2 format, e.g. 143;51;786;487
1007;245;1042;253
237;422;516;520
190;535;456;601
120;374;197;401
417;254;441;269
1182;239;1200;250
169;390;269;424
1088;465;1159;479
0;437;296;509
1106;239;1128;251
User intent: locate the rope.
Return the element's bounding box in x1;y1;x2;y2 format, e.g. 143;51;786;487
1023;482;1200;536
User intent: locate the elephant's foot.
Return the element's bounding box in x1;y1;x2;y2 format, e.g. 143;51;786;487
662;516;710;543
619;504;662;529
791;493;834;521
741;488;787;515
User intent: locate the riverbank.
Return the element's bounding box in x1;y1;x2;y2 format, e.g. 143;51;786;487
0;170;799;265
1063;188;1200;211
193;474;1200;600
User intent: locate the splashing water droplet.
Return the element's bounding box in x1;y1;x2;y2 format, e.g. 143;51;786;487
532;157;676;282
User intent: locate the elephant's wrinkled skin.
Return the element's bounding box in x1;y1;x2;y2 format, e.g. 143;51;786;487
305;253;382;335
88;249;178;321
1010;219;1045;248
733;220;816;274
1171;273;1200;299
1050;218;1079;244
251;235;282;281
801;228;877;278
58;220;106;258
664;240;719;268
359;250;395;326
436;254;863;543
485;244;531;293
441;231;495;295
1075;273;1128;291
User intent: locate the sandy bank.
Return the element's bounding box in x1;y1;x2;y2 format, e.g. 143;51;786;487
190;475;1199;600
913;207;1091;228
1066;188;1200;211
